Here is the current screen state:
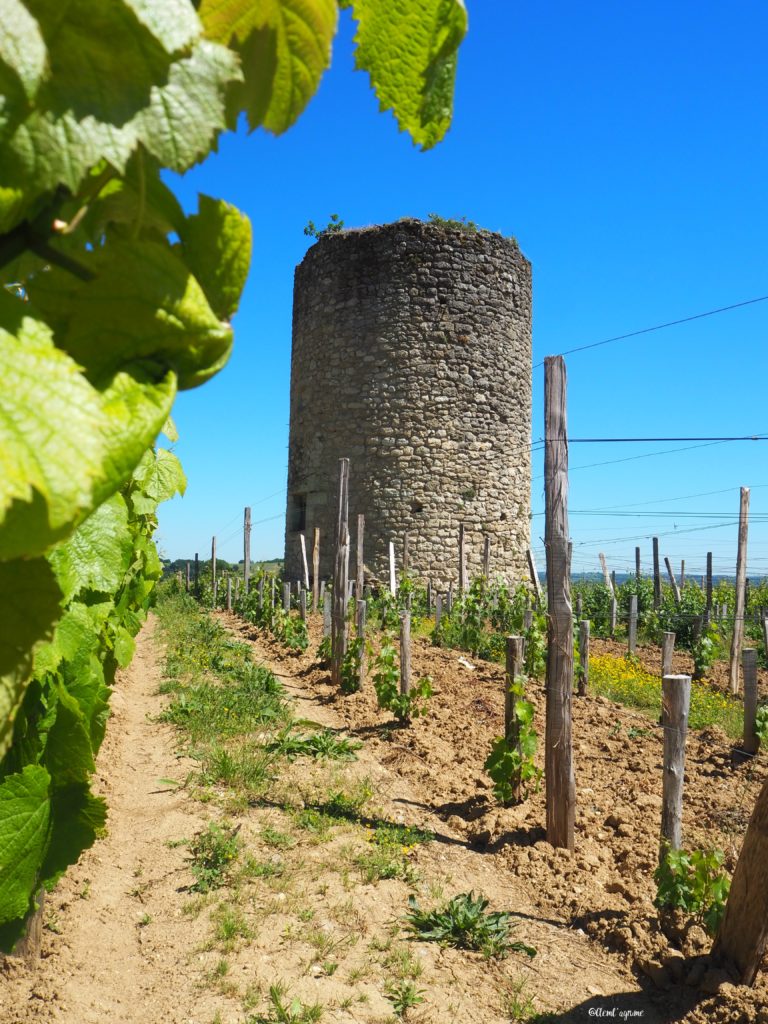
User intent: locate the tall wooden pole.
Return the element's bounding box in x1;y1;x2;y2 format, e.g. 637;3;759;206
243;506;251;594
458;523;466;595
356;514;365;606
312;527;320;613
664;557;681;607
729;487;750;694
652;537;661;609
331;459;350;688
660;674;691;857
543;356;575;851
211;536;217;607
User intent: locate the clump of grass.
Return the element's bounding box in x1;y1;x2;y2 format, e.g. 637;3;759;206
248;981;323;1023
384;978;425;1018
188;821;242;893
266;728;361;762
212;903;253;950
405;892;536;960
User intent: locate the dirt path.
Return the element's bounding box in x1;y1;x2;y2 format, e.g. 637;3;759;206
1;617;223;1024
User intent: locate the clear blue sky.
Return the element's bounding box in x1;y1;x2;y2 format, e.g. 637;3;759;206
158;1;768;581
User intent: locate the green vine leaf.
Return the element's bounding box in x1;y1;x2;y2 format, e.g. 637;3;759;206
48;495;134;604
180;194;252;319
199;0;338;133
341;0;467;150
0;765;51;925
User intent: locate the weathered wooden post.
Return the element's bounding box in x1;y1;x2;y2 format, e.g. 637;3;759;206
194;552;199;598
661;631;675;679
357;599;367;689
211;536;217;607
426;580;432;614
299;533;310;591
523;608;533;633
257;576;264;612
483;536;491;579
226;577;232;612
389;541;396;596
575;593;582;621
664;557;681;607
282;582;291;613
243;506;251;594
402;531;410;577
527;548;542;608
543;355;575;851
609;594;617;637
704;551;713;627
599;553;612;592
652;537;661;609
331;459;350;688
299;587;307;623
185;561;190;592
323;588;332;638
458;523;466;594
635;546;641;579
356;514;365;607
577;621;590;697
743;649;759;755
628;595;638;655
446;582;453;614
660;674;691;858
435;593;443;631
680;559;685;591
400;610;411;700
730;487;750;694
312;527;320;613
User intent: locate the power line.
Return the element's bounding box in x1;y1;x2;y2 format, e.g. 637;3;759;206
564;435;768;443
532;438;733;480
533;292;768;368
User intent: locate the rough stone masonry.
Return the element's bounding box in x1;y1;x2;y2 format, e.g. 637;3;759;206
283;218;532;590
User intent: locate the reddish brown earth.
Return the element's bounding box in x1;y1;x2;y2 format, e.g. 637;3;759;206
234;615;768;1024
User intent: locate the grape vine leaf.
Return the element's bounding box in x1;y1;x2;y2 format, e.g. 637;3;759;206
0;559;62;760
179;194;252;319
40;784;107;892
48;495;134;604
198;0;337;133
340;0;467;149
0;765;50;924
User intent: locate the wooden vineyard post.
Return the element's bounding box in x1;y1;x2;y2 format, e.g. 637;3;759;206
660;674;691;858
185;561;190;592
527;548;542;608
763;616;768;664
575;593;582;621
664;557;681;607
661;631;675;680
312;527;320;613
389;541;396;596
403;531;410;577
243;506;251;594
742;649;759;756
257;576;264;612
299;533;310;591
628;595;638;655
577;621;590;697
680;559;685;591
400;610;411;701
226;577;232;612
652;537;661;609
331;458;350;688
435;593;443;631
523;608;533;633
356;515;365;607
458;523;466;595
282;582;291;613
635;546;641;579
705;551;713;627
299;587;307;623
609;593;617;637
711;775;768;983
211;536;217;607
323;590;332;638
426;580;432;614
729;487;750;694
504;636;525;803
194;552;199;598
599;552;612;591
447;583;453;614
270;576;275;609
543;355;575;851
357;599;367;688
483;536;491;579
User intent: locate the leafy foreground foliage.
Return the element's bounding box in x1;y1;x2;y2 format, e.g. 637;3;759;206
484;677;541;805
654;846;731;937
405;892;537;960
0;0;466;942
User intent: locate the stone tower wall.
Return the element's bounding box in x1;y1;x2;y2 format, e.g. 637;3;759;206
284;218;532;590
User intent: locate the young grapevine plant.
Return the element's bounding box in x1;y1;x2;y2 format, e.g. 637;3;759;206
372;642;432;723
0;0;466;946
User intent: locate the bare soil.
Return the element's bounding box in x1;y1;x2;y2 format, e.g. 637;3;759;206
2;611;767;1024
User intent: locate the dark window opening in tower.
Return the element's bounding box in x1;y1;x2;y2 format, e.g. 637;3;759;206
289;493;307;533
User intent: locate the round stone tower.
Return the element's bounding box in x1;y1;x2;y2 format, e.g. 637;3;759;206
283;218;531;588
